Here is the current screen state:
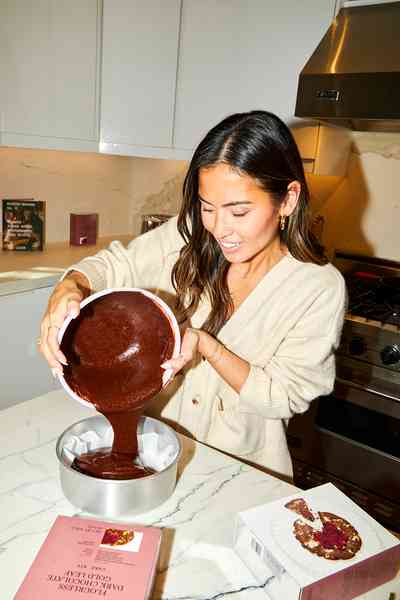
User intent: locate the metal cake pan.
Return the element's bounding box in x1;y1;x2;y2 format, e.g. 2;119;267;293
56;414;181;518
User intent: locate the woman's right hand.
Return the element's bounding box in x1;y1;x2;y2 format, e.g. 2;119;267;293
39;271;91;375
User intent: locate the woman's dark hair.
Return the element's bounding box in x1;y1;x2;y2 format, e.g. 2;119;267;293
172;110;326;336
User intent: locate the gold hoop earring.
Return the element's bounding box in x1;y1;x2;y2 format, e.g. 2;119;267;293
280;215;286;231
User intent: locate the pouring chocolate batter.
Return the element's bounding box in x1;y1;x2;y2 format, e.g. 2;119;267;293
60;290;175;480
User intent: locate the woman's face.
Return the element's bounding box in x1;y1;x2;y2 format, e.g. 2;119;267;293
198;163;283;263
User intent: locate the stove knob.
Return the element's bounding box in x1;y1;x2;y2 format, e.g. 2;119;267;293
348;337;366;356
380;344;400;366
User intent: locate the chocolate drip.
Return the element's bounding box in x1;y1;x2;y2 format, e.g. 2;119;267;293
61;291;174;480
71;408;155;480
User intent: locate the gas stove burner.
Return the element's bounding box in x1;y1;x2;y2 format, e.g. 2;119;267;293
346;273;400;326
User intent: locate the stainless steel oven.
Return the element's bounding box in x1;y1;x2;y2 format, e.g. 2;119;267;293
288;252;400;532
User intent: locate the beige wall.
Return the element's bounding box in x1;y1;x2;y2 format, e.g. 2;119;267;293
309;131;400;262
1;132;399;261
0;146;186;243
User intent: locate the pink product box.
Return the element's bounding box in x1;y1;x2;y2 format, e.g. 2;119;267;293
234;483;400;600
14;515;162;600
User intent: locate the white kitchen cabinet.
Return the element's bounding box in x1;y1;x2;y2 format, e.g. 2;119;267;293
0;284;55;410
0;0;347;174
99;0;181;157
173;0;338;169
0;0;101;152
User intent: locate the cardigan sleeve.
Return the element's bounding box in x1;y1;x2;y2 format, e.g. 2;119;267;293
63;216;182;292
237;272;347;420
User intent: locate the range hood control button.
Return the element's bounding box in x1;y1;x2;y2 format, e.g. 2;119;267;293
380;344;400;366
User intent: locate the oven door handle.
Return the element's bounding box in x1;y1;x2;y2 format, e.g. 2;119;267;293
336;376;400;401
335;377;400;418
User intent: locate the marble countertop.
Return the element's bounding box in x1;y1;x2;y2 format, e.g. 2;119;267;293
0;235;133;271
1;390;399;600
0;273;61;298
0;235;133;296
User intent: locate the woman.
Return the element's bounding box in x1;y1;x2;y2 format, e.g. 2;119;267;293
40;110;346;479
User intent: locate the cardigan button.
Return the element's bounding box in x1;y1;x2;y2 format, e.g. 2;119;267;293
191;396;200;406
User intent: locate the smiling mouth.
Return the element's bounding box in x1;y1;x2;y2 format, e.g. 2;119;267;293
219;240;241;249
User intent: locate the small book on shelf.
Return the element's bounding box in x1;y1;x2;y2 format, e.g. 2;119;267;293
14;515;162;600
2;198;45;251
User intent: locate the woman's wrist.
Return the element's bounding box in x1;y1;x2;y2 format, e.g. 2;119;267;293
63;270;91;299
197;330;225;363
195;329;249;393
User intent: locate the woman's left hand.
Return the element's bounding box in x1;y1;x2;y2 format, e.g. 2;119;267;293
161;327;202;377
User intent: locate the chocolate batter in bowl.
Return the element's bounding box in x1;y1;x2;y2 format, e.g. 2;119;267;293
57;288;181;481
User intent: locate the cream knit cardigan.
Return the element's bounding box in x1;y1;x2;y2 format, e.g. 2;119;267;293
68;217;346;478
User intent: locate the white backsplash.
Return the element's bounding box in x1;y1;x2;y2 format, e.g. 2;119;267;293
0;147;133;243
1;132;399;261
311;131;400;262
127;157;187;237
0;146;186;243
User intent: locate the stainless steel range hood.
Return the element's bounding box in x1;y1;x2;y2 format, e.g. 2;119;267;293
295;1;400;132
